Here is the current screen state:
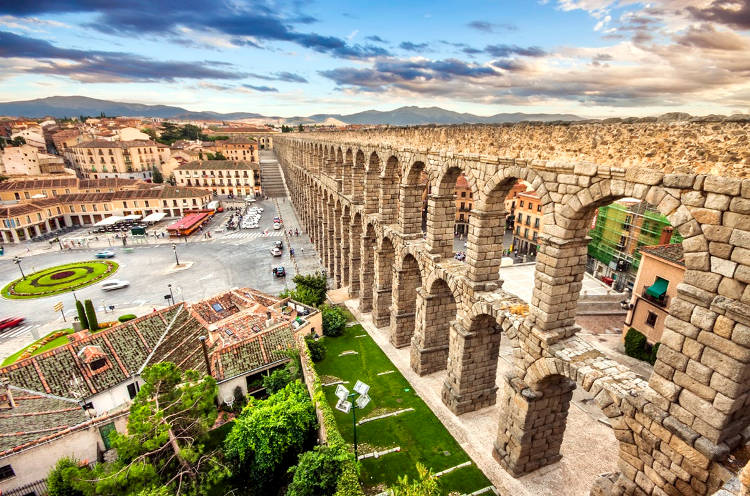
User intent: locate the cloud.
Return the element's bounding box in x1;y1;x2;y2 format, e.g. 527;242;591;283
0;15;68;32
365;35;387;43
399;41;430;52
466;21;517;32
0;2;390;60
247;71;308;83
484;44;547;57
0;30;246;82
242;84;279;92
687;0;750;30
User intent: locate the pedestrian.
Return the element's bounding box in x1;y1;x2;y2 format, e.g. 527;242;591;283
301;247;304;255
153;307;157;312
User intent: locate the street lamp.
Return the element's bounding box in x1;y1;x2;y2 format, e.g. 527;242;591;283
168;284;175;304
335;380;371;461
13;256;25;280
172;243;180;266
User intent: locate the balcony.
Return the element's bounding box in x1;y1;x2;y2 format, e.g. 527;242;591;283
641;283;669;307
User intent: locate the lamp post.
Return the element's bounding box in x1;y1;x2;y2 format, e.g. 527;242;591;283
168;284;175;304
172;243;179;266
13;256;25;280
335;380;371;461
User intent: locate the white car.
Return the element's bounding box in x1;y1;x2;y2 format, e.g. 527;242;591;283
270;247;282;256
101;279;129;291
273;222;282;230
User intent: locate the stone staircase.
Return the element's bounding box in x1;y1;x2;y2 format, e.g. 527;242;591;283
259;151;286;197
575;293;629;315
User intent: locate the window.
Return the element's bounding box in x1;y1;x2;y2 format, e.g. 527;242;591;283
90;358;106;370
515;226;520;235
525;215;531;226
461;191;466;197
24;192;30;199
81;205;87;212
460;202;465;210
517;213;522;222
0;465;14;481
524;228;529;238
534;218;540;228
646;312;657;327
127;382;138;399
520;200;524;208
537;204;541;212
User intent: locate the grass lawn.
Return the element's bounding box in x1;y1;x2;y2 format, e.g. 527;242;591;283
2;328;74;365
314;322;492;495
2;260;118;299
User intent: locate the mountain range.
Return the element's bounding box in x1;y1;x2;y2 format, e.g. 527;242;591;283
0;96;583;125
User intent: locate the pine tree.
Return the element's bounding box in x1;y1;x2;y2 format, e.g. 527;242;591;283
76;300;89;330
84;299;98;331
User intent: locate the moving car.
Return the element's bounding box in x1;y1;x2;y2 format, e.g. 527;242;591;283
273;240;283;250
272;266;286;277
101;279;130;291
0;317;25;331
95;250;116;259
270;247;282;256
273;223;282;230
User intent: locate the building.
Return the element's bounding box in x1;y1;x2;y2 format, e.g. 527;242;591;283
454;174;474;236
70;140;170;180
204;127;277;149
623;243;685;343
174;160;261;197
10;126;45;151
117;127;150;141
587;199;682;290
204;136;257;162
0;144;67;176
511;190;543;255
0;184;212;242
51;129;87;153
0;288;320;492
0;176;142;202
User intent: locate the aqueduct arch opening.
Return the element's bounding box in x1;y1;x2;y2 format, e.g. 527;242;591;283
410;276;458;375
390;253;423;348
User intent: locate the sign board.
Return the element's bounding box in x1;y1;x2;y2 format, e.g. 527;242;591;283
355;394;370;410
335;385;349;402
353;380;370;396
335;398;352;414
53;302;63;312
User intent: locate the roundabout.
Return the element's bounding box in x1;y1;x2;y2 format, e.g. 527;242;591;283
2;260;119;299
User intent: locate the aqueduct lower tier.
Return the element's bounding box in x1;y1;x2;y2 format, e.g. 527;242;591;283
275;124;750;496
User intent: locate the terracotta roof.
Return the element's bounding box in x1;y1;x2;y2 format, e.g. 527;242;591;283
0;177;142;192
639;243;685;267
72;140;165;149
177;160;259;171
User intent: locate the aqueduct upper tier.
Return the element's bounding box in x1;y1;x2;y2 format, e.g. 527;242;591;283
275;122;750;496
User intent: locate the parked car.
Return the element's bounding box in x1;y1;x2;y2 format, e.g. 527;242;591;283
0;317;25;331
272;266;286;277
270;247;282;256
101;279;130;291
273;240;283;250
95;250;116;259
273;223;282;230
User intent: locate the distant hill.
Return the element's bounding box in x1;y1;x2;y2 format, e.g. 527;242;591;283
0;96;583;125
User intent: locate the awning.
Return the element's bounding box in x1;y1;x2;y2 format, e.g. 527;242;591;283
122;214;142;220
142;212;166;223
646;278;668;298
94;215;124;226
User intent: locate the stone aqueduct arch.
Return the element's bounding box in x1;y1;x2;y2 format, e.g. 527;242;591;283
277;133;750;495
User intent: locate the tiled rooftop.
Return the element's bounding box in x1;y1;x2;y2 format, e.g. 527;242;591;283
177;160;259;171
639;243;685;267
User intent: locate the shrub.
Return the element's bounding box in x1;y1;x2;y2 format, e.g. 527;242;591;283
305;336;326;362
288;445;348;496
76;300;88;330
390;463;440;496
282;273;328;307
263;368;293;394
84;299;98;331
649;342;661;365
118;314;136;322
624;327;658;363
321;305;347;337
47;457;87;496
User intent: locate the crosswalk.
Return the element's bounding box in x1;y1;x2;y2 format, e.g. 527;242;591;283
221;230;285;240
0;324;38;339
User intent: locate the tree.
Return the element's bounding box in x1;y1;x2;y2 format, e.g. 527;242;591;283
298;123;304;132
84;299;98;331
10;136;26;146
263;368;292;394
321;305;347;337
105;363;227;495
213;151;227;160
286;272;327;307
305;336;325;362
224;381;316;490
76;300;89;330
390;463;440;496
47;458;87;496
151;167;164;183
287;445;348;496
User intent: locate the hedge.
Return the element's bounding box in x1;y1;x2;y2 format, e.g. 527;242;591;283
118;314;137;322
299;334;363;496
624;327;660;365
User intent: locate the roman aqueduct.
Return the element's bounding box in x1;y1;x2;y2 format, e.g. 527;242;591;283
275;122;750;496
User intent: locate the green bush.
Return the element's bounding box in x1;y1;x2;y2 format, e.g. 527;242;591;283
281;273;328;307
305;336;326;362
118;314;136;322
76;300;88;330
649;342;661;365
47;458;87;496
84;299;98;331
288;445;348;496
263;368;293;394
624;328;658;363
321;305;347;337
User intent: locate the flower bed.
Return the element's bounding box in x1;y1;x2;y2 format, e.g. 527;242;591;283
1;261;118;300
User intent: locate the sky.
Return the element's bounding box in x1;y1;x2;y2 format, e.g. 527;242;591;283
0;0;749;118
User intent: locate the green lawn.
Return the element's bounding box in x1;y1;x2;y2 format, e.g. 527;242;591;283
2;328;74;365
2;260;118;299
314;322;492;495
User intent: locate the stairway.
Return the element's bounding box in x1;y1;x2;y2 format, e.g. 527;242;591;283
259;150;286;197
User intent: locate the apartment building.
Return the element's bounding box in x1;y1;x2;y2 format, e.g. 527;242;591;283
70;140;170;180
1;145;67;176
174;160;261;197
204;136;257;162
511;190;543;255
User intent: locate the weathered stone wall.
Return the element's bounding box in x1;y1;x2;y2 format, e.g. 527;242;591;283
275;126;750;496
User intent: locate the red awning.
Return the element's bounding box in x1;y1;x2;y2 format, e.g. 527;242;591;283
166;213;209;231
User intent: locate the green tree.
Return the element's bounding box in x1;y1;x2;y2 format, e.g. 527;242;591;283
151;167;163;183
321;305;346;337
47;458;87;496
213;151;227;160
305;335;325;362
84;299;98;331
224;381;316;490
285;272;327;307
10;136;26;146
287;445;348;496
105;363;227;495
263;368;292;393
391;463;440;496
76;300;89;330
298;123;304;132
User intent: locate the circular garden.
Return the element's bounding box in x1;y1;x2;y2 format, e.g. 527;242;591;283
2;260;119;299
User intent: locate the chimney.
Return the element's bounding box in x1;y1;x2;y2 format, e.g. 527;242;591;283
0;378;15;410
199;336;212;378
659;226;674;245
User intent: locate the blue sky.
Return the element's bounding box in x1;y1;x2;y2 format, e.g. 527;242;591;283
1;0;749;117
